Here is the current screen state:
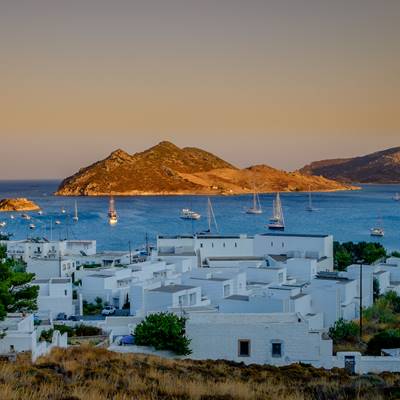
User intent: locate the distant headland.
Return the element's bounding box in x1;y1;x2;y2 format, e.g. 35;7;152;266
56;141;358;196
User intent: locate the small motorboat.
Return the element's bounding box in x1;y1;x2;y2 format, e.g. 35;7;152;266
180;208;201;220
29;224;36;230
10;215;15;220
21;214;31;220
55;220;61;225
38;210;43;215
370;227;384;237
0;221;6;228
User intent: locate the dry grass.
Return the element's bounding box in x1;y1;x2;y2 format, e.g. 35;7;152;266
1;346;400;399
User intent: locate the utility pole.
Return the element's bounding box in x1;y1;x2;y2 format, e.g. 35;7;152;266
128;240;132;264
358;259;364;342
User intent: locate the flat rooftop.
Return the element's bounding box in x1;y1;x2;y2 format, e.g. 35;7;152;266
261;233;330;238
149;284;197;293
225;294;249;301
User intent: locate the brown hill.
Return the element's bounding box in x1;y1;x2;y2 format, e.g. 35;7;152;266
0;198;40;212
56;141;356;196
300;146;400;183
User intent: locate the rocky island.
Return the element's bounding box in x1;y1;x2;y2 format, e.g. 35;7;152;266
56;141;357;196
300;146;400;183
0;198;40;212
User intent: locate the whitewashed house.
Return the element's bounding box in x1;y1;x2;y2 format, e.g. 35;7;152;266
27;257;77;280
131;284;208;316
186;312;333;368
0;313;67;361
6;239;96;262
305;272;359;328
33;278;74;319
181;269;247;304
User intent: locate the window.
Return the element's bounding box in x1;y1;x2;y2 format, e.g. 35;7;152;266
223;242;226;247
282;242;284;248
189;293;196;305
200;243;203;248
271;242;273;247
234;242;237;248
272;342;282;357
211;242;214;248
238;340;250;357
64;290;68;296
278;272;283;283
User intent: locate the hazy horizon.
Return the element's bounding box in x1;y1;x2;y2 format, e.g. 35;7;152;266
1;0;399;179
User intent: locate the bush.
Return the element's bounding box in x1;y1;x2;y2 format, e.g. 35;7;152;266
134;312;191;355
83;297;104;315
39;328;54;343
367;329;400;355
328;319;358;343
74;324;102;337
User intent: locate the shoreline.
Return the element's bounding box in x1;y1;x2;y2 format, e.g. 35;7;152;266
54;186;361;197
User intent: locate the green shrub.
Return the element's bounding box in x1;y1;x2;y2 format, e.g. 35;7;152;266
367;329;400;355
134;312;191;355
39;328;54;343
328;319;358;343
74;324;102;337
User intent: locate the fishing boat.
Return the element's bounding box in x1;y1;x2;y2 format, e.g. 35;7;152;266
21;214;31;220
180;208;201;220
246;191;262;214
394;193;400;201
108;196;118;225
268;193;285;230
10;215;15;220
305;188;318;212
72;200;79;222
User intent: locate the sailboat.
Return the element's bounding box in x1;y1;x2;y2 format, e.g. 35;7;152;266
268;193;285;230
246;191;262;214
305;188;318;212
199;198;219;234
72;201;79;222
108;196;118;225
393;193;400;201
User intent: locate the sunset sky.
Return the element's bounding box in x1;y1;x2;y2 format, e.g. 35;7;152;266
0;0;399;179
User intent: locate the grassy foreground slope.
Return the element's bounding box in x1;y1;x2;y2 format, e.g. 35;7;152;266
1;347;400;399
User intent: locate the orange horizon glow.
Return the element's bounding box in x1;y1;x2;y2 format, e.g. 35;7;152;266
0;1;399;179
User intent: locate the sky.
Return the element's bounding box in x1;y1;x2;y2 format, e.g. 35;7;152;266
0;0;399;179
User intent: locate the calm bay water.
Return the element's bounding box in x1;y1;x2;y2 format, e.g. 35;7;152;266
0;180;399;252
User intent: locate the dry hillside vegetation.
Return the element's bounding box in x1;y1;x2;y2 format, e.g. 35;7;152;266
1;346;400;400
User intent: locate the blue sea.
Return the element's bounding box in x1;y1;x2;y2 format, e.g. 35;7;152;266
0;180;399;252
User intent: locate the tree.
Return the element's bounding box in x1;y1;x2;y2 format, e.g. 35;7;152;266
333;241;387;271
373;278;380;302
134;312;191;355
391;251;400;258
328;318;358;343
367;329;400;355
0;247;39;320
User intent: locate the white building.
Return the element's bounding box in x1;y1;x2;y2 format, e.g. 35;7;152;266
157;233;333;271
186;312;332;368
33;278;74;319
6;239;96;263
131;284;208;316
0;313;67;361
27;257;77;280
